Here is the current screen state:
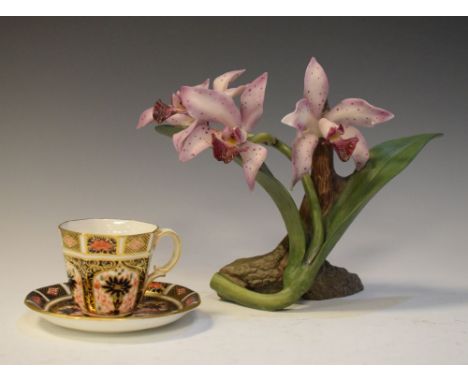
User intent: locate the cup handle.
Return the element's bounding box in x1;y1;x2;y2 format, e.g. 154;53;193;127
144;228;182;291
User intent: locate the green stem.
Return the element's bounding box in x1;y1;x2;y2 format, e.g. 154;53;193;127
210;273;307;311
249;132;324;265
235;160;306;276
301;176;324;264
209;160;308;310
249;132;292;160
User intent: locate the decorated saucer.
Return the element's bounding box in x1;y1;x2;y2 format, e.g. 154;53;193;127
24;281;201;333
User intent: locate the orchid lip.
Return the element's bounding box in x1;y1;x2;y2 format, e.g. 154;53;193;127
153;99;176;124
211;133;242;163
331;136;359;162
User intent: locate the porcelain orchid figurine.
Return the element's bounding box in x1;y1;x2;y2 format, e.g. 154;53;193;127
282;58;394;186
137;57;440;311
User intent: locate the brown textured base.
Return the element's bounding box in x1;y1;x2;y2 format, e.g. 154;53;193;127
218;242;363;300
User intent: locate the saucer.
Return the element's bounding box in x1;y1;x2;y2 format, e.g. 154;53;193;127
24;281;201;333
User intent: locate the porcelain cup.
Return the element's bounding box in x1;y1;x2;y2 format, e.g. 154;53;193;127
59;218;181;317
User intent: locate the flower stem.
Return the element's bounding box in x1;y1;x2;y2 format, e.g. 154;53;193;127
208;160;308;310
249;132;324;265
249;132;291;160
210;272;308;311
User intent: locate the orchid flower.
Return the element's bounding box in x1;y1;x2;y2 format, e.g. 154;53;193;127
174;73;269;190
281;57;394;186
135;69;247;130
135;78;208;130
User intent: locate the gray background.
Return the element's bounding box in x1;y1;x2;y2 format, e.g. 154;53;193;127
1;17;467;364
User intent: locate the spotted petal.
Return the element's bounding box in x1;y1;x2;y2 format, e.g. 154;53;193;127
342;126;370;170
326;98;394;127
173;120;200;152
177;124;213;162
239;141;267;190
281;98;318;133
213;69;246;92
164;113;194;127
240;72;268;132
136;106;154;129
291;132;319;187
304;57;329;119
180;86;241;128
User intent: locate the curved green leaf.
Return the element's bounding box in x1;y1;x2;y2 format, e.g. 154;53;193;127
253;162;306;273
314;133;442;263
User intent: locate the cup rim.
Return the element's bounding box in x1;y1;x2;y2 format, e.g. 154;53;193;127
58;218;159;236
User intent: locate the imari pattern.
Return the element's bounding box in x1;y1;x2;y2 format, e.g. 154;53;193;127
60;229;81;251
124;233;151;254
37;284;69;299
93;268;140;315
24;282;200;318
159;283;201;307
66;261;85;311
64;255;149;316
86;236;117;254
26;283;70;310
60;232;157;256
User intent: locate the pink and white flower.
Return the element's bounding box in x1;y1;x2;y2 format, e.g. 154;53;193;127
135;69;247;130
135;79;208;130
175;72;269;190
281;57;394;186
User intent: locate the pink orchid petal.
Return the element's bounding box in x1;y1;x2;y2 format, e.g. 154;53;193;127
291;132;319;187
281;98;318;133
164;113;194;127
173;120;200;152
224;85;246;98
318;118;340;139
177;124;214;162
213;69;246;92
239;141;267;190
136;106;154;129
172;93;183;109
304;57;329;119
342;126;370;170
240;72;268;132
180;86;241;127
326;98;394;127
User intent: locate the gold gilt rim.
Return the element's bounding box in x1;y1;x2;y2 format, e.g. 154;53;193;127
24;287;201;321
58;217;159;238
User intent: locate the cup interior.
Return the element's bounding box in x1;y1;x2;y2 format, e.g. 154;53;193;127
59;218;158;236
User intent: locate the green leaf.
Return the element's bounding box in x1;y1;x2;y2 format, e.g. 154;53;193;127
155;124;183;137
253;162;306;273
316;133;442;262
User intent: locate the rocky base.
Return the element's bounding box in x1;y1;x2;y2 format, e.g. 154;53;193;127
219;242;363;300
